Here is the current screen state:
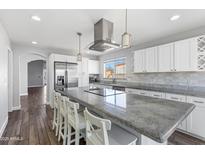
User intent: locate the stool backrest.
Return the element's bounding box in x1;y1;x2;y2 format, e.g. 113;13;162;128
84;108;111;145
59;96;67;115
65;98;80;129
53;91;61;107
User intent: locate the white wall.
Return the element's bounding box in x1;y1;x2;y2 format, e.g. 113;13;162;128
12;44;49;108
0;23;10;137
28;60;44;87
19;53;46;96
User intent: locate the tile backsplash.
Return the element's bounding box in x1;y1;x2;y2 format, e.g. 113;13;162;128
126;72;205;87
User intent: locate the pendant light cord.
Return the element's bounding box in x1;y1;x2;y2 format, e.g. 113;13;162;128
77;32;82;54
125;9;127;33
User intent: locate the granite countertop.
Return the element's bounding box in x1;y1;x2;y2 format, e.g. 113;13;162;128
93;82;205;98
56;87;195;143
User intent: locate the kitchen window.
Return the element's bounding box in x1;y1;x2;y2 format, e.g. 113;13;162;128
103;57;126;79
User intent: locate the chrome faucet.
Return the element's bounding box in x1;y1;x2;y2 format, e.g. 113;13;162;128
112;78;116;84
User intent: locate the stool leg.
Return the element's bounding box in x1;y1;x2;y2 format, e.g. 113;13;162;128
58;114;62;141
75;130;79;145
55;109;60;136
52;107;56;130
67;124;71;145
63;119;67;145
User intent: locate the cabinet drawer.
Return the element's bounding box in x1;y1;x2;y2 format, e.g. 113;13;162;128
125;88;149;96
149;91;165;99
187;96;205;107
165;93;186;102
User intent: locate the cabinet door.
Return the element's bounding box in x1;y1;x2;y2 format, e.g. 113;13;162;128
187;96;205;138
79;58;89;87
134;49;145;73
174;39;191;71
145;47;158;72
158;43;174;72
88;60;99;74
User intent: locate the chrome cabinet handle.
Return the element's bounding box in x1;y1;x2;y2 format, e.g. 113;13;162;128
153;94;160;97
193;100;204;104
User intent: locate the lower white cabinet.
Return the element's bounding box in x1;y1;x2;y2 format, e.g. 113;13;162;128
149;91;165;99
165;93;186;102
187;96;205;139
165;93;187;131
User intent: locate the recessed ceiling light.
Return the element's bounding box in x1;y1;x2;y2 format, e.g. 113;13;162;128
170;15;180;21
32;41;38;44
31;15;41;21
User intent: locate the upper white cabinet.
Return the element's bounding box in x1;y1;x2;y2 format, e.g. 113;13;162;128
145;47;158;72
88;60;100;74
134;47;158;73
158;43;174;72
134;49;145;73
174;38;198;71
134;35;205;73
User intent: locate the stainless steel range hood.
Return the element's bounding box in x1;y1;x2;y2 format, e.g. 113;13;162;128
89;18;120;52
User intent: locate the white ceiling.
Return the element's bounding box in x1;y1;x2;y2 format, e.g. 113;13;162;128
1;9;205;56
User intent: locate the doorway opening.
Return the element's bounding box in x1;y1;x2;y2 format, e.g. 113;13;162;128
27;60;47;104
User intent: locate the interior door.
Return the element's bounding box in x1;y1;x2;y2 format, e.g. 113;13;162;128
134;49;145;73
158;43;174;72
174;39;190;71
145;47;158;72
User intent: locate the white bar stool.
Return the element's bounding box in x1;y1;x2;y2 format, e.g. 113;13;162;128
58;96;68;144
52;91;61;136
84;108;138;145
65;98;86;145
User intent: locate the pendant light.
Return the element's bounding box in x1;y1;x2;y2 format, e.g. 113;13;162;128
121;9;132;48
77;32;82;62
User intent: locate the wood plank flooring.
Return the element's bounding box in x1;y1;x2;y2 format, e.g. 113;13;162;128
0;87;205;145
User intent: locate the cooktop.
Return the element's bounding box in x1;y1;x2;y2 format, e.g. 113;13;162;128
84;88;124;97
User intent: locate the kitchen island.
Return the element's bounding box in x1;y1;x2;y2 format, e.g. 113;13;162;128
56;87;195;145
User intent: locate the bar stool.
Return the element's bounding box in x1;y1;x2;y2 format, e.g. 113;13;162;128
58;96;68;144
65;98;86;145
52;91;61;136
84;108;138;145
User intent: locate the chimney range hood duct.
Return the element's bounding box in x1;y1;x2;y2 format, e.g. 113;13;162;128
89;18;120;52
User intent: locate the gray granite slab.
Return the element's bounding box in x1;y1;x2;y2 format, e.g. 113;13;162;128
93;82;205;98
56;87;195;143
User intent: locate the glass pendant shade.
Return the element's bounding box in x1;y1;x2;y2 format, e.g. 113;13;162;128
77;53;82;61
122;32;131;48
121;9;132;48
77;32;82;62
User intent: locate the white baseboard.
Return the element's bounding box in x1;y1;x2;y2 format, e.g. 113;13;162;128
12;105;21;111
28;85;44;88
20;93;28;96
0;116;8;137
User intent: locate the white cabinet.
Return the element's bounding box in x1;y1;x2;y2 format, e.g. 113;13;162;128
145;47;158;72
165;93;186;102
166;93;187;131
174;38;198;71
79;58;89;87
134;47;158;73
149;91;165;99
174;39;190;71
158;43;174;72
187;96;205;138
125;88;149;96
134;49;145;73
88;60;99;74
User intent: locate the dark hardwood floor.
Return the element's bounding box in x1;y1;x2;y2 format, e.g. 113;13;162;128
0;87;205;145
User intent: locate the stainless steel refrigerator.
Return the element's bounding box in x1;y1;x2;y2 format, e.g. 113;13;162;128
54;62;78;89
